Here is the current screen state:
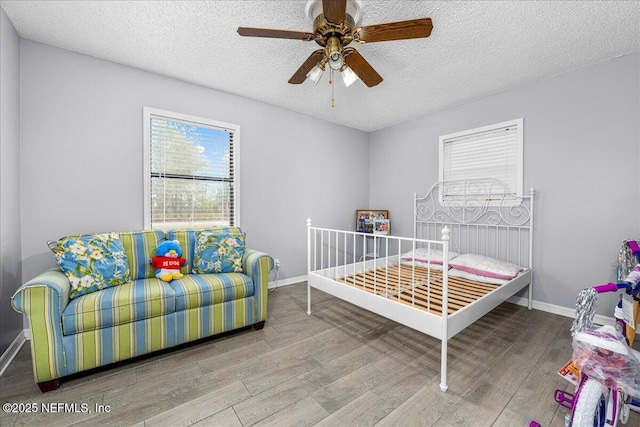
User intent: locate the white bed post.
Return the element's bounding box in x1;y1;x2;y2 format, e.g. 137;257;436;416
440;226;450;392
528;188;535;310
307;218;312;316
413;193;418;239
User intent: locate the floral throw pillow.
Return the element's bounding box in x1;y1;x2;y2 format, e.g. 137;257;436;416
49;233;131;299
193;231;245;274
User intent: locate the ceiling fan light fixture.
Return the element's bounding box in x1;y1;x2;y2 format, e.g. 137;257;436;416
340;66;358;87
326;36;344;71
306;64;325;84
328;51;345;71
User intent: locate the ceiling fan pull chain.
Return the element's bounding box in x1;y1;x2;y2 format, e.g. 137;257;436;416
330;69;335;107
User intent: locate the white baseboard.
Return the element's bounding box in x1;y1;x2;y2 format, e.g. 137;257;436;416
269;274;307;289
0;330;27;377
508;296;639;335
508;295;578;319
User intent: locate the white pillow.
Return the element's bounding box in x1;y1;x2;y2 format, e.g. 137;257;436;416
449;268;510;285
449;253;522;280
400;247;460;269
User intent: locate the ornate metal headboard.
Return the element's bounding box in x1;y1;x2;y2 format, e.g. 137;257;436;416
414;179;535;267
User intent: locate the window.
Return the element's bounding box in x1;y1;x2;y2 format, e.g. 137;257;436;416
439;118;523;199
143;107;239;229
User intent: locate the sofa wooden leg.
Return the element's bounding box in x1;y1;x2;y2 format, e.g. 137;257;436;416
37;379;60;393
253;321;266;330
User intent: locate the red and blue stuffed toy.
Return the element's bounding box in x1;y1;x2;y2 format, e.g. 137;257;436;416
149;240;186;282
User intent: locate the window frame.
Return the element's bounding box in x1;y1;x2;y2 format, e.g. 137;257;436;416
142;107;240;230
438;118;524;202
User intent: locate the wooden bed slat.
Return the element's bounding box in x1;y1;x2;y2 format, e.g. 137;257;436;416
335;263;499;316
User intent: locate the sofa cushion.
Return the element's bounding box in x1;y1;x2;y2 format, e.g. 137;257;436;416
49;233;131;299
62;278;176;335
166;227;244;274
193;231;245;274
119;230;165;280
170;273;254;311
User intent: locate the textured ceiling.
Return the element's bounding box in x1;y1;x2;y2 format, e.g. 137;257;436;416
2;0;639;132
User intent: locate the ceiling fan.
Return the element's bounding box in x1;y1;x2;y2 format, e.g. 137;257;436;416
237;0;433;88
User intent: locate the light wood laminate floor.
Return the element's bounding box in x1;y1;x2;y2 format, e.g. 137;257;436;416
2;282;638;426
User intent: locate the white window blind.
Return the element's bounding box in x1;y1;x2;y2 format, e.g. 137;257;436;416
143;108;239;229
439;118;523;197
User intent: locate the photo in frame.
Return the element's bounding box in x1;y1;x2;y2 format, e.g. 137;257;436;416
374;219;390;235
356;210;389;234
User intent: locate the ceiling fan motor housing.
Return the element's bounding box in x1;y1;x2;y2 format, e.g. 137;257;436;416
305;0;363;27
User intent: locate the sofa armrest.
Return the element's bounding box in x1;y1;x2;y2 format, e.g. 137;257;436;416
243;249;273;322
11;268;70;382
12;268;71;316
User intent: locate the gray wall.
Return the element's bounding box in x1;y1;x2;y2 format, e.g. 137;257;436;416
369;52;640;316
3;13;639;357
18;39;369;287
0;8;23;355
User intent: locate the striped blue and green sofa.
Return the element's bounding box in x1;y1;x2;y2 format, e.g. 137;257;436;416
11;228;273;392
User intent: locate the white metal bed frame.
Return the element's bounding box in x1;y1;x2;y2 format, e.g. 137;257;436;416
306;179;535;391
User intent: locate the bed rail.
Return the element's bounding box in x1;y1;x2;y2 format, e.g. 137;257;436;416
306;219;451;314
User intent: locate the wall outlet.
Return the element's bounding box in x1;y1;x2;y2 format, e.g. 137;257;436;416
274;258;280;269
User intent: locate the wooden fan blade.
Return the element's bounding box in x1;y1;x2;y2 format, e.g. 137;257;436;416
344;48;383;87
355;18;433;43
322;0;347;24
289;49;325;84
238;27;315;41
